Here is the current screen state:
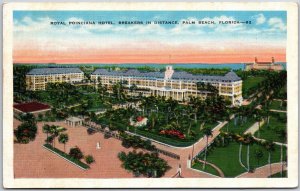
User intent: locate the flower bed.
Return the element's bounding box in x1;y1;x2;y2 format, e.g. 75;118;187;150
159;130;185;139
43;144;90;170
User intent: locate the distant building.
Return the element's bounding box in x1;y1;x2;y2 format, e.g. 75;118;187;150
26;68;84;90
91;66;243;106
245;57;283;71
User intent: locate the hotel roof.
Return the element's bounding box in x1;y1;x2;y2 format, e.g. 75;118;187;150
91;69;241;82
27;68;84;75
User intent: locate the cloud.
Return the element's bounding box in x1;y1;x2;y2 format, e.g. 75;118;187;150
268;17;286;31
253;14;266;25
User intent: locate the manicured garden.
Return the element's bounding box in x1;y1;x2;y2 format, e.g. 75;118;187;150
242;76;265;98
269;100;287;111
224;116;256;135
193;135;287;177
255;113;287;143
128;121;218;147
192;160;220;177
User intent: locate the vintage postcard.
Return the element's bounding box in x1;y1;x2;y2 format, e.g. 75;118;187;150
3;2;298;188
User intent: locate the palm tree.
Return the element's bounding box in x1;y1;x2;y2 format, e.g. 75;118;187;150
58;133;69;152
235;134;248;171
202;127;213;170
255;112;262;138
49;125;66;148
42;124;51;144
243;133;255;171
263;141;275;177
254;149;264;166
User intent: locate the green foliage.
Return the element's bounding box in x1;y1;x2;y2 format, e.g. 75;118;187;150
14;113;37;144
195;133;287;177
44;144;89;169
120;133;156;151
85;155;95;164
69;146;84;160
118;151;170;177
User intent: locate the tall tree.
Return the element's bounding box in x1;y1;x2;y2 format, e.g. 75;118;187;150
263;141;276;177
202;127;213;170
58;133;69;152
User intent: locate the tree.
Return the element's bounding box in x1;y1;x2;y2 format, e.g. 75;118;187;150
235;134;248;171
49;125;66;148
202;127;213;170
254;110;262;138
14;121;38;144
69;146;84;160
85;155;95;164
243;133;255;171
263;141;275;177
254;149;264;166
42;124;51;143
19;113;36;124
58;133;69;152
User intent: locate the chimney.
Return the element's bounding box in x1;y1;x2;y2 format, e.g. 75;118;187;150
254;57;258;64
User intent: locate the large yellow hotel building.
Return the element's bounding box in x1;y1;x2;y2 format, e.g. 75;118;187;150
91;66;243;106
26;68;84;91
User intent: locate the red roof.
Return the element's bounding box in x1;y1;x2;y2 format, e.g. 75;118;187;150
13;102;50;113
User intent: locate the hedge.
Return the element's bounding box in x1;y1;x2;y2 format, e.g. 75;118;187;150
43;144;90;170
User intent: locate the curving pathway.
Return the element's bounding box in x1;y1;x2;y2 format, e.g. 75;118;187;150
196;159;224;177
237;162;287;178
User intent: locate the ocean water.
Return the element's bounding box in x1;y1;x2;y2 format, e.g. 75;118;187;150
17;63;287;70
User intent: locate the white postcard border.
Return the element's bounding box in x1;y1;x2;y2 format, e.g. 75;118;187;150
3;2;298;188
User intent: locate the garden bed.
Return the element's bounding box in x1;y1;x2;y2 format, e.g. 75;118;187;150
128;122;218;147
43;144;90;170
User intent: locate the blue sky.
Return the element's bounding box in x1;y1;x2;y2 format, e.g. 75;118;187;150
13;11;287;63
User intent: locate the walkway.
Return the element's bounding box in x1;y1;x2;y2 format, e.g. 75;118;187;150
253;137;287;147
270;109;287;113
196;159;224;177
244;120;265;135
237;162;287;178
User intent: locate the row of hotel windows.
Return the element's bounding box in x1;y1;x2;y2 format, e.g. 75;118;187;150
26;74;84;84
91;76;241;86
92;74;236;83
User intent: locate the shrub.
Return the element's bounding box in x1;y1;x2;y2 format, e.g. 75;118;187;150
14;121;38;143
87;128;96;135
69;146;84;160
104;133;112;139
118;151;170;178
85;155;95;164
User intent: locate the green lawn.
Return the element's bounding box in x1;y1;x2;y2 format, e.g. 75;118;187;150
129;122;218;147
255;114;287;143
192;161;220;177
224;117;256;135
269;100;287;111
243;77;265;98
195;141;287;177
269;170;287;178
